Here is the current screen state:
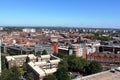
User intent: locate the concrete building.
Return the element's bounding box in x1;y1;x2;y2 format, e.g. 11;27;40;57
58;47;69;54
58;43;97;58
1;44;7;53
5;54;60;80
69;43;96;58
27;54;60;80
5;54;37;69
34;43;52;54
7;45;34;54
28;62;57;80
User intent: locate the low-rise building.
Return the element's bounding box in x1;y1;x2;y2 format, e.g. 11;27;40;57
5;54;60;80
0;27;3;30
69;43;96;58
87;52;120;63
5;54;37;69
23;28;36;33
7;45;34;54
34;43;52;54
27;54;60;80
99;44;120;54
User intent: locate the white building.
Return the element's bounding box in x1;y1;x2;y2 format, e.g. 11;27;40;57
0;27;3;30
69;43;97;57
22;28;36;33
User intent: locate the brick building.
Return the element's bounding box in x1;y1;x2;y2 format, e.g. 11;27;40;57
52;42;58;54
99;45;120;54
87;52;120;63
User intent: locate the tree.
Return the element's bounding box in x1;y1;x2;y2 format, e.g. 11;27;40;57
18;68;24;76
42;50;48;55
11;66;21;77
55;52;67;58
8;71;20;80
0;69;11;80
36;51;42;56
26;73;34;80
67;56;88;73
85;61;102;75
0;67;21;80
55;67;71;80
55;58;72;80
58;60;68;70
43;74;57;80
23;62;27;71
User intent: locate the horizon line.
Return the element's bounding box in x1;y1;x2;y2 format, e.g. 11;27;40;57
0;26;120;29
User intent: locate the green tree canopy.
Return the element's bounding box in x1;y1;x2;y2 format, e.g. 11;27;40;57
85;61;103;75
67;55;88;73
36;51;42;56
43;74;57;80
55;67;71;80
0;66;21;80
23;62;27;71
26;73;34;80
42;50;48;55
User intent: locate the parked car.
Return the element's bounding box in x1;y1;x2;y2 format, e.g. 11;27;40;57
115;67;120;71
110;69;115;73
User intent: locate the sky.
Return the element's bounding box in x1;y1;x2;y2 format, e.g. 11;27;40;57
0;0;120;28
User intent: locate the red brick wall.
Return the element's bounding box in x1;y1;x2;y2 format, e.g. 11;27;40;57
52;42;58;54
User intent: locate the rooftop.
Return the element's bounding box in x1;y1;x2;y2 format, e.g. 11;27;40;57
82;70;120;80
28;62;45;77
6;54;36;61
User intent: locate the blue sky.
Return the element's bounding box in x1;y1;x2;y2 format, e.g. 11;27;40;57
0;0;120;28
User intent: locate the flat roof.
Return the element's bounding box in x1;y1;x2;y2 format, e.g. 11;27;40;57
28;62;45;77
41;55;50;59
49;60;60;64
28;54;36;59
44;68;57;75
6;56;15;61
82;71;120;80
58;47;68;50
35;61;47;66
6;54;35;61
13;55;28;58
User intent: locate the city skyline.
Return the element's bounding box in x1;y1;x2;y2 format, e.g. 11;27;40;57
0;0;120;28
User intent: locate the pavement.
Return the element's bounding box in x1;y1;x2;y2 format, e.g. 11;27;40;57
73;70;120;80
